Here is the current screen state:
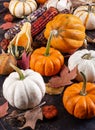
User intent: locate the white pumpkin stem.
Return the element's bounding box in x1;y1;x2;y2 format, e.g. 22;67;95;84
87;4;92;12
10;63;25;80
82;53;91;60
80;72;87;96
44;31;53;56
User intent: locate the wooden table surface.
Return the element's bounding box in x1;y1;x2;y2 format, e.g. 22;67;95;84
0;1;95;130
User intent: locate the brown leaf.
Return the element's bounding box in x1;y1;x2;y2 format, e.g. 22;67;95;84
0;102;8;118
0;22;15;30
49;65;77;88
19;107;43;130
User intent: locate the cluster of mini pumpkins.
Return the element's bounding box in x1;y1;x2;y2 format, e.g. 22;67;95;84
8;0;72;18
8;0;95;30
2;0;95;120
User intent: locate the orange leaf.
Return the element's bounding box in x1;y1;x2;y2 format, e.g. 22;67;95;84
0;22;15;30
49;65;77;88
0;102;8;118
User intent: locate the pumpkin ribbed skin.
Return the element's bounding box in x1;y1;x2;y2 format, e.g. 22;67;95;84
68;49;95;82
63;82;95;119
29;47;64;76
3;69;46;110
73;5;95;30
9;0;37;18
44;14;85;53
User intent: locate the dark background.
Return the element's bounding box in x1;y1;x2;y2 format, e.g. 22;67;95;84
1;0;95;130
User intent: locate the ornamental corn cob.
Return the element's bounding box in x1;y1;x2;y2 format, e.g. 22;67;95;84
4;6;47;40
31;7;58;37
33;29;47;49
5;7;58;40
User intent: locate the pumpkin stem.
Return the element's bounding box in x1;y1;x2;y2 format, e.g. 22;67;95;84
83;39;87;48
81;53;91;60
80;72;87;96
10;63;25;80
44;31;53;56
88;4;92;12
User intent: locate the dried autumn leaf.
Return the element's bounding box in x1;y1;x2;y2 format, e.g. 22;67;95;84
6;102;45;128
0;38;10;51
0;102;8;118
19;107;43;130
6;110;25;127
0;22;15;30
49;65;77;88
17;51;31;70
46;83;64;95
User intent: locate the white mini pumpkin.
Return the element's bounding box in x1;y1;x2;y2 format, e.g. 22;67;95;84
3;64;46;110
44;0;72;12
68;49;95;82
9;0;37;18
73;5;95;30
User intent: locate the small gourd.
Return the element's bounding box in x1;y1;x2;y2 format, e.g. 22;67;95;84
63;72;95;119
3;64;46;110
68;49;95;82
0;51;17;75
8;22;33;59
73;4;95;30
29;31;64;76
9;0;37;18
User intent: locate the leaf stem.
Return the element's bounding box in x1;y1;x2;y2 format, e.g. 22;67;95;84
6;101;46;119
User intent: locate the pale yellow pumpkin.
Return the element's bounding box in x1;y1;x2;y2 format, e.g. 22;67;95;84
9;0;37;18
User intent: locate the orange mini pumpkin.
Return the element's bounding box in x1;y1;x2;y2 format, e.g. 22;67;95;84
44;13;86;53
29;32;64;76
36;0;47;4
63;72;95;119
